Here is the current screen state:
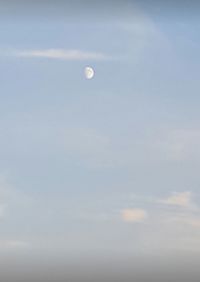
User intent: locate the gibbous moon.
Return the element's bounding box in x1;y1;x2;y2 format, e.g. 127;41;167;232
84;66;95;79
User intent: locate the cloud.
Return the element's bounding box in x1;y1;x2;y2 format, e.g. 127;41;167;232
121;208;147;223
12;49;110;61
0;239;30;249
159;192;192;208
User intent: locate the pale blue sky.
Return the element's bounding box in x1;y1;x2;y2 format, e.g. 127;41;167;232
0;1;200;261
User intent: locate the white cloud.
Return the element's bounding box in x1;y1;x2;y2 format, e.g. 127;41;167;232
121;208;147;223
159;191;192;208
12;49;110;61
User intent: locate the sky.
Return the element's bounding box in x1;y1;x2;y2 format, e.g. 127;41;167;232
0;0;200;280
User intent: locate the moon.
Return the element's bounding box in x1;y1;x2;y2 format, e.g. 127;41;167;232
84;66;95;79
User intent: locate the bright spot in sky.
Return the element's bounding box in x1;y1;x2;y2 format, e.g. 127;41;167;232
84;66;95;79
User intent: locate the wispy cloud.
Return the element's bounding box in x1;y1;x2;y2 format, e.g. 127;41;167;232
0;239;30;249
121;208;147;223
159;191;192;208
11;49;110;61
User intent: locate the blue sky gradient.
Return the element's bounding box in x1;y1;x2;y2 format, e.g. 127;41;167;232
0;1;200;263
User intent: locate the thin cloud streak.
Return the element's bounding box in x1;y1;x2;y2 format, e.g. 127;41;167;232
159;192;192;208
0;239;30;249
11;49;110;61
